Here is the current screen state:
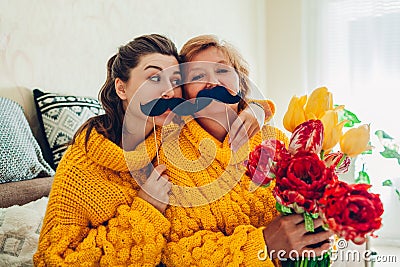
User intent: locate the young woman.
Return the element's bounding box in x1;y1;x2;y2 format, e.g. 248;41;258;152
157;35;332;266
33;34;182;266
34;34;267;266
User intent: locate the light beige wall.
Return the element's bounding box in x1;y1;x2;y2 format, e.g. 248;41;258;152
0;0;264;97
0;0;306;132
265;0;305;131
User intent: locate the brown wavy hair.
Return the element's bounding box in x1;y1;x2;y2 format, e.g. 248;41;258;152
179;35;250;112
72;34;179;148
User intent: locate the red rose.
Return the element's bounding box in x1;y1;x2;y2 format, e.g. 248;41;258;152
320;181;384;245
274;152;337;213
245;140;289;186
288;120;324;156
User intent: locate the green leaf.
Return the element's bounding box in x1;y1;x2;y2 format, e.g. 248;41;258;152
276;202;292;214
310;212;320;219
382;179;393;186
375;130;400;165
375;130;394;140
395;189;400;201
355;170;370;184
304;213;315;232
336;105;361;127
380;147;400;160
382;180;400;201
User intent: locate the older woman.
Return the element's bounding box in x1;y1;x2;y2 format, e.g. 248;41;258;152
158;35;332;266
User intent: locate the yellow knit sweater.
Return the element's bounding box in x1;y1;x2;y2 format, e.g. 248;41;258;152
34;100;288;267
34;128;170;266
159;117;288;267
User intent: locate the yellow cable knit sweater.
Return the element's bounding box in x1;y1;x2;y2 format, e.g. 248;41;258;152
34;127;170;266
159;117;288;267
34;99;288;267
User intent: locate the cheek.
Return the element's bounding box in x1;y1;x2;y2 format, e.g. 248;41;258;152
222;74;240;92
174;87;183;98
183;84;202;99
135;84;162;103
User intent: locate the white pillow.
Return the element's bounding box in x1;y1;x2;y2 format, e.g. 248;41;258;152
0;197;48;266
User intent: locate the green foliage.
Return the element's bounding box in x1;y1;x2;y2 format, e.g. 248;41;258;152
276;202;292;214
336;105;361;127
382;179;393;186
355;168;371;184
375;130;394;140
382;179;400;201
334;108;399;201
375;130;400;165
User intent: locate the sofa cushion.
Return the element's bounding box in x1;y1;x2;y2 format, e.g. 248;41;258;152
33;89;103;168
0;197;48;266
0;97;55;184
0;87;53;164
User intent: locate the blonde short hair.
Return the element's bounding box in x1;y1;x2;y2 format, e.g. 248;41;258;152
180;35;251;111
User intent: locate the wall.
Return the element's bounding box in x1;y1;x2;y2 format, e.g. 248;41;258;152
0;0;265;97
265;0;305;131
0;0;307;131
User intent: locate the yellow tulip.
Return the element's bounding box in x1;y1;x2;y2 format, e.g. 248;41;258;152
283;95;307;132
340;124;371;158
320;110;347;152
305;87;333;119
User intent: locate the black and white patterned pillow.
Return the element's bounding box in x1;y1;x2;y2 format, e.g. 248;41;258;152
33;89;104;168
0;98;55;183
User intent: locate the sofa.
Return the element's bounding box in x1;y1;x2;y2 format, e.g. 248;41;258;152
0;87;55;208
0;86;102;265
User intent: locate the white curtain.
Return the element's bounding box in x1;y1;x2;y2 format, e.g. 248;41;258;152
303;0;400;248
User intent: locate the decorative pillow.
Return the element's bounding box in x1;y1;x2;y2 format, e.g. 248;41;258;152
33;89;104;168
0;197;48;266
0;98;55;184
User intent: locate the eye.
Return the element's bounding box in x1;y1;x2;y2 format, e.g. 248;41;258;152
216;68;229;74
171;78;181;86
149;75;161;82
191;73;205;81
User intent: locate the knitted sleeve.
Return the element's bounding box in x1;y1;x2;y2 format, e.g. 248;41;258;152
35;198;170;266
34;161;170;266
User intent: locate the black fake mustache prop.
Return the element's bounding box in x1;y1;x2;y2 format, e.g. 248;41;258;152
140;85;242;116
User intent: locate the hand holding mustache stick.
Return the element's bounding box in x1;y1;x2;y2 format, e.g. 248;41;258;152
140;85;242;116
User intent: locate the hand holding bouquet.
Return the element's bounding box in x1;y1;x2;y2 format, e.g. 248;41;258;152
245;87;383;266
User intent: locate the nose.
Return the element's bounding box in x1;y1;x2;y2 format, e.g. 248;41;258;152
205;81;218;89
205;74;219;89
161;88;175;99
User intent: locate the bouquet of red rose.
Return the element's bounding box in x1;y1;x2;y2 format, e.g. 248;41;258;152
245;87;384;267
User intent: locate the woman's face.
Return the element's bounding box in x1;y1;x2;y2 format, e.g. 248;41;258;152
183;47;240;116
121;53;182;126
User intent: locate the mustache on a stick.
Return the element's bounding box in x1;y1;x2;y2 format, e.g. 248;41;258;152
140;85;242;116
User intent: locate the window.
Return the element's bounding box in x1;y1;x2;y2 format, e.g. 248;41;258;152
303;0;400;247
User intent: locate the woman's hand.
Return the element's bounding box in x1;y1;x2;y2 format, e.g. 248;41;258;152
229;102;265;151
263;214;333;260
137;164;171;214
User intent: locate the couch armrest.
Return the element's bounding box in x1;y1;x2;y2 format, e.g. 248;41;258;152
0;177;54;208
